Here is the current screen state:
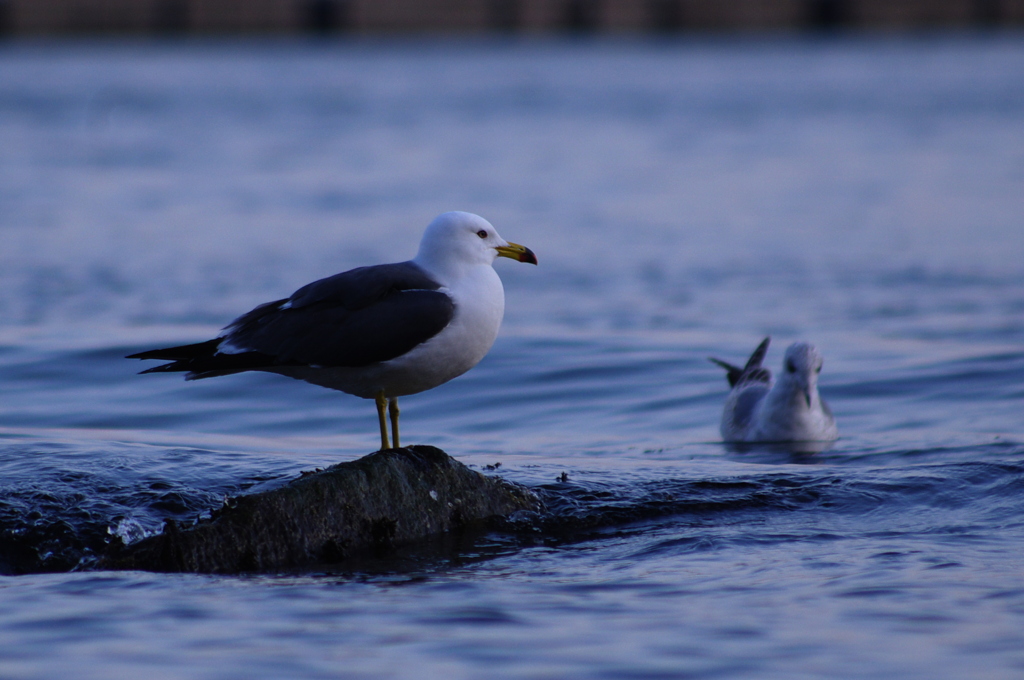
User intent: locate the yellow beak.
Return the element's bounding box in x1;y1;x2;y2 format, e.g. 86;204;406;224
496;242;538;265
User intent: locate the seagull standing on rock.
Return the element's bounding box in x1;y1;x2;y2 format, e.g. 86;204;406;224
710;337;838;443
129;212;537;451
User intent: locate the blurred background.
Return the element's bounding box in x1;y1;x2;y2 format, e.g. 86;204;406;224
1;1;1022;440
1;3;1024;679
1;0;1022;34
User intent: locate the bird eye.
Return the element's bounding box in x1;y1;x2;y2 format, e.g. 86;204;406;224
786;360;797;373
477;230;488;239
816;364;822;374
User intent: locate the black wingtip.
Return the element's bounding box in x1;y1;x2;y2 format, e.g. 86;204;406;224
744;336;771;372
708;357;737;371
709;357;744;387
138;362;185;375
126;338;223;363
711;337;773;388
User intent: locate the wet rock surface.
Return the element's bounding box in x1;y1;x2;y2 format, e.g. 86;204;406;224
100;446;541;574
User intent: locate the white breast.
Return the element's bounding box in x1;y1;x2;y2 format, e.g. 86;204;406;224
380;264;506;396
275;263;505;400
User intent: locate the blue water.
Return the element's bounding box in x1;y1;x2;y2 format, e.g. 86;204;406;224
2;36;1024;678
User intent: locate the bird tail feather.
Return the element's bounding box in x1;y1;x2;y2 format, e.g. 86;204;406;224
128;338;280;380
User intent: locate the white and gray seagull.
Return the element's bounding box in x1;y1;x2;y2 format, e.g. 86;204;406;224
709;337;838;443
129;211;537;451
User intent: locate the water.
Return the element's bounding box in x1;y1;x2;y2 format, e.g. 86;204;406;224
1;36;1024;678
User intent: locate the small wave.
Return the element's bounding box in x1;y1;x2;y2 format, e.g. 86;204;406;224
2;436;1022;576
498;449;1024;547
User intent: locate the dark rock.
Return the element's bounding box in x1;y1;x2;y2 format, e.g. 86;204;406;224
100;445;541;574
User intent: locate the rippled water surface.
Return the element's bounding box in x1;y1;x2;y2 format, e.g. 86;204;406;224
1;36;1023;679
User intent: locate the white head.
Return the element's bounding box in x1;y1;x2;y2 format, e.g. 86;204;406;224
779;342;825;408
414;211;536;276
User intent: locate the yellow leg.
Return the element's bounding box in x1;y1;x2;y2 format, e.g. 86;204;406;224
375;390;390;450
389;397;401;449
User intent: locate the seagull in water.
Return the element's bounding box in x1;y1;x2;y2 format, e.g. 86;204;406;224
709;337;838;443
128;211;537;451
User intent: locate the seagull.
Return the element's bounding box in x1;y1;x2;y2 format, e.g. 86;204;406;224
128;211;537;451
709;337;838;443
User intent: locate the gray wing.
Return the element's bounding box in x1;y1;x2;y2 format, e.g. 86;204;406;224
225;261;454;368
131;261;455;377
730;384;770;431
